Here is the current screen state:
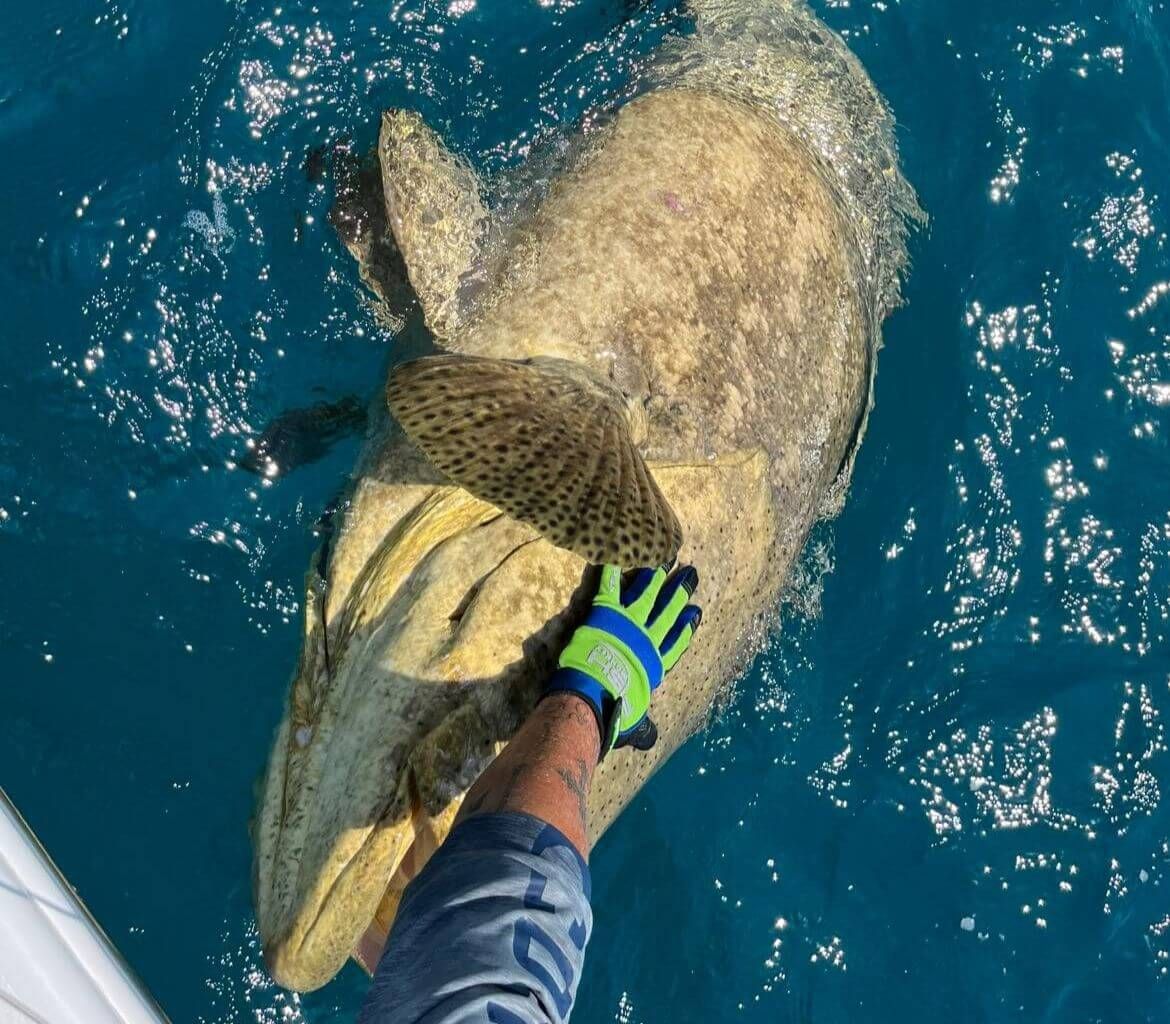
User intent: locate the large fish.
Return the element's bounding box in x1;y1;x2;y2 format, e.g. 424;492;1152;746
253;0;920;992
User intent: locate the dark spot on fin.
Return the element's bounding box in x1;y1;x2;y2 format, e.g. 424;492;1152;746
387;354;682;566
240;396;367;477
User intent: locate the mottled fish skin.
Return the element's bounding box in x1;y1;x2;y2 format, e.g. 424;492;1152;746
254;0;919;993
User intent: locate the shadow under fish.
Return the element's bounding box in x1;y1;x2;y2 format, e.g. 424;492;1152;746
239;396;368;477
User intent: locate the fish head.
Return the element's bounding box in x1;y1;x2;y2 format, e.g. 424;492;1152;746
253;461;590;991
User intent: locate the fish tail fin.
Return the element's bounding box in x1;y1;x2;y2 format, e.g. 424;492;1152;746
387;354;682;566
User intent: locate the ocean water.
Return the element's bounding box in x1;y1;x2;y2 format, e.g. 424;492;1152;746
2;0;1169;1021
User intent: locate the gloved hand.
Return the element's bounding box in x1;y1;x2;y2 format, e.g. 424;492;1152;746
544;563;701;759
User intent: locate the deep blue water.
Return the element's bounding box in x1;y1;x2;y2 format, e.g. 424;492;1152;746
3;0;1170;1020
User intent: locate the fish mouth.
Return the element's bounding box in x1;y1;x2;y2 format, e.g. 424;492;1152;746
260;749;457;992
259;762;423;992
252;485;586;991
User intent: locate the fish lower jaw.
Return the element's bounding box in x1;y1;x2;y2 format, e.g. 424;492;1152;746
259;813;420;992
259;742;471;992
262;934;335;994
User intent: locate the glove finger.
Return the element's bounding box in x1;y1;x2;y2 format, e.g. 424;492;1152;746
623;566;668;624
647;566;699;647
661;605;701;673
619;567;657;607
614;715;658;751
597;564;622;604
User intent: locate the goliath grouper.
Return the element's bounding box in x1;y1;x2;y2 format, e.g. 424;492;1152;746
254;0;921;991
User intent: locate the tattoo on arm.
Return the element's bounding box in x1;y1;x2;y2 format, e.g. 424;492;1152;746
555;758;590;834
453;692;599;849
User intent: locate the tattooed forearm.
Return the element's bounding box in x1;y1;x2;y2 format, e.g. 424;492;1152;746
453;693;600;855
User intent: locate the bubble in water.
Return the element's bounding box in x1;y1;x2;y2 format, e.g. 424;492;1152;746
184;188;236;254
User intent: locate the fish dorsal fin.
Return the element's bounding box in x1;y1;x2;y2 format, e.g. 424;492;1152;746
387;354;683;567
379;110;486;339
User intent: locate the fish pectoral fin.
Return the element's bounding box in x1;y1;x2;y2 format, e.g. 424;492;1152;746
379;109;486;339
387;354;683;567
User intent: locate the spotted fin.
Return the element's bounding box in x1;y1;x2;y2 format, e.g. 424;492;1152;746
387;355;683;566
379;110;486;339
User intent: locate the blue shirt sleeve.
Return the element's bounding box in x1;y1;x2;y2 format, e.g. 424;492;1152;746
359;811;593;1024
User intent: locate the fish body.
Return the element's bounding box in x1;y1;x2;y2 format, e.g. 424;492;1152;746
254;0;919;991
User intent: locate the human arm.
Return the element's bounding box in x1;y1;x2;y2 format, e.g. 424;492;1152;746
453;561;702;852
359;564;700;1024
454;692;599;859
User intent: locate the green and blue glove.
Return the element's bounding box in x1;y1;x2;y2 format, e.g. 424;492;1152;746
544;563;701;758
